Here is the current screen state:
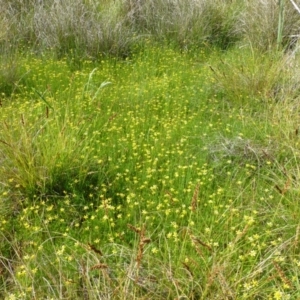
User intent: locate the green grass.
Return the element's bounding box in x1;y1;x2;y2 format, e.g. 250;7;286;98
1;41;300;299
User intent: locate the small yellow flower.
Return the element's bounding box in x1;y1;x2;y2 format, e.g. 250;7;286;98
273;290;283;300
151;247;158;254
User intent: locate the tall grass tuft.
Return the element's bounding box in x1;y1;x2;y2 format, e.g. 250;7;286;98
0;53;22;96
209;48;300;106
1;0;135;58
239;0;300;51
123;0;242;49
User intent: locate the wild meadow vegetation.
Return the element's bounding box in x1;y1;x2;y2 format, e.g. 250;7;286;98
1;0;300;299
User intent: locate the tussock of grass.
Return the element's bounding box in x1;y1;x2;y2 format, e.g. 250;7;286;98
240;0;300;51
123;0;241;49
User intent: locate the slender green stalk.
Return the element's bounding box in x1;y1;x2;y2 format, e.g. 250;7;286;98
277;0;285;51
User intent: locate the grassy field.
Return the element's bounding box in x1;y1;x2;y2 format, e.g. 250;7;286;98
1;0;300;299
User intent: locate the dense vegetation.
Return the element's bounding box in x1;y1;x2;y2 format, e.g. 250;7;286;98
1;0;300;299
